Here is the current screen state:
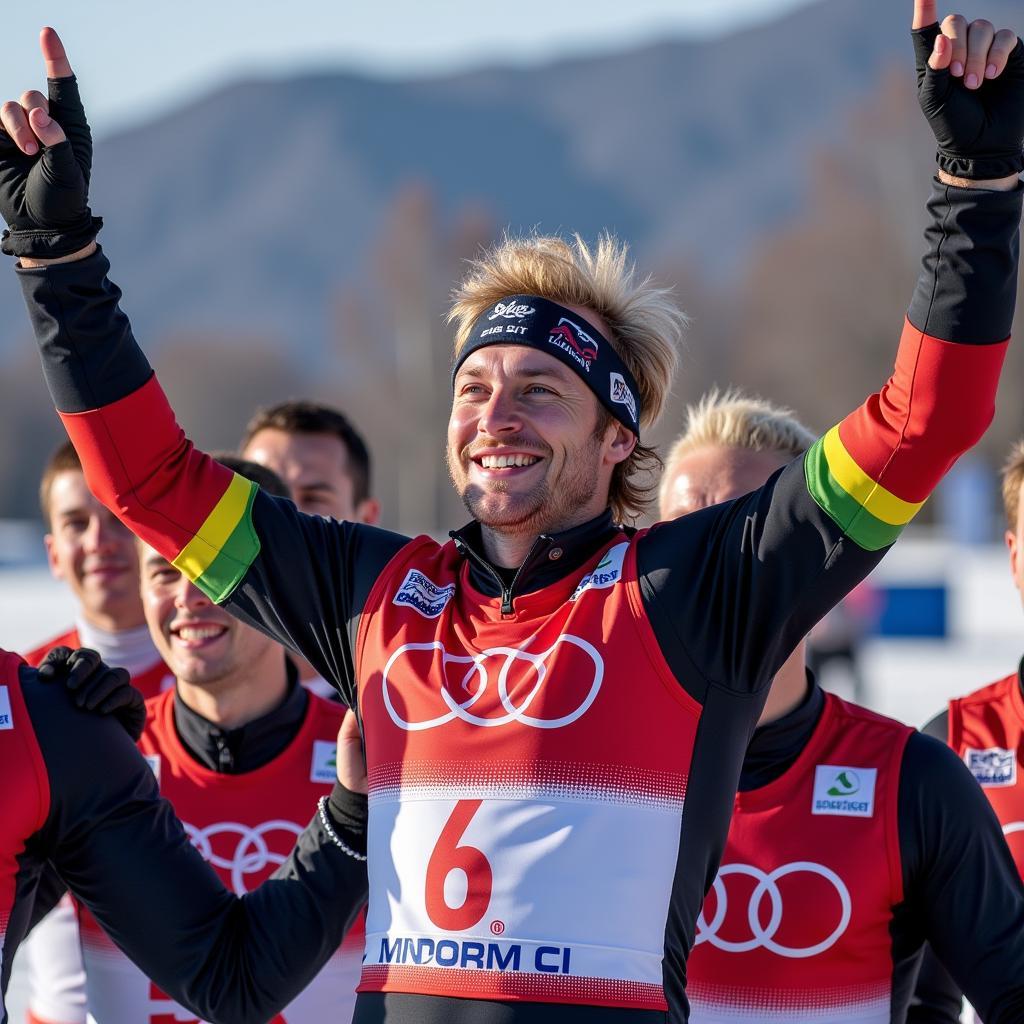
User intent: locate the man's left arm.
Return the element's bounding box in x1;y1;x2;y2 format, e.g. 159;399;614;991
640;10;1023;697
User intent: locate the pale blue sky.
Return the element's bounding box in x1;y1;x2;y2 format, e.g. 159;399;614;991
2;0;815;133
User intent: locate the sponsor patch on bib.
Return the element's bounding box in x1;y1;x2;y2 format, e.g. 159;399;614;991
966;746;1017;787
812;765;876;818
570;542;629;602
0;686;12;730
311;739;338;783
393;569;456;619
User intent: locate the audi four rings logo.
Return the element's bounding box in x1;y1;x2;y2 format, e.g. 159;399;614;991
185;819;303;895
695;861;852;959
381;635;604;730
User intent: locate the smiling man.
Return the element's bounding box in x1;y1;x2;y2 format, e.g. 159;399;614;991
2;7;1023;1022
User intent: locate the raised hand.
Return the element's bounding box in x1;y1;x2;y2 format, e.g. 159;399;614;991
912;0;1024;181
0;27;100;259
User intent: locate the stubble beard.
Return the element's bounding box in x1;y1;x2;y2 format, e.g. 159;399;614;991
448;434;604;539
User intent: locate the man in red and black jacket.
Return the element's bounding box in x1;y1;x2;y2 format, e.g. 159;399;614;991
0;648;368;1024
659;389;1024;1023
911;436;1024;1021
2;7;1022;1022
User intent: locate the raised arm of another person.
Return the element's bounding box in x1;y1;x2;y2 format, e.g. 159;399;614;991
20;659;368;1024
0;30;408;705
638;3;1024;704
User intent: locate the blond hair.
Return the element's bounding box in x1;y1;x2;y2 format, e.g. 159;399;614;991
1001;440;1024;530
448;233;686;522
660;388;815;512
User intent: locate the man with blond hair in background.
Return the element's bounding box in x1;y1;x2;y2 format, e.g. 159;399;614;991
3;2;1024;1018
660;390;1024;1022
912;439;1024;1020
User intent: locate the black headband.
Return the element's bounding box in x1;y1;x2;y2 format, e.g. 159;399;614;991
452;295;642;435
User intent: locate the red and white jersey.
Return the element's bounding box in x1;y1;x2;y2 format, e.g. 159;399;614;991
949;673;1024;876
354;535;700;1011
76;688;365;1024
0;652;49;1024
24;628;172;701
686;693;911;1024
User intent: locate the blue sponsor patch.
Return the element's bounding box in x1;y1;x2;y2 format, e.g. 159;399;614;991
393;569;456;619
966;747;1018;788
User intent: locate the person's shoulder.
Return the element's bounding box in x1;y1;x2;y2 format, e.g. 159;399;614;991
899;730;977;790
22;627;80;667
307;689;348;730
952;671;1019;713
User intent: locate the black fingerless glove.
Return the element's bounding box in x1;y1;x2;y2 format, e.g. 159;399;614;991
913;23;1024;180
39;646;146;742
0;76;101;258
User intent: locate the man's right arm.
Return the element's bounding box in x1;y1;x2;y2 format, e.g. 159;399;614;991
23;666;369;1024
18;247;408;701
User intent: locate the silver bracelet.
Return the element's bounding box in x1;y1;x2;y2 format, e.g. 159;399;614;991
318;796;368;862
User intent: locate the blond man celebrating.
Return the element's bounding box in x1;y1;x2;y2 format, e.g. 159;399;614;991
2;2;1023;1019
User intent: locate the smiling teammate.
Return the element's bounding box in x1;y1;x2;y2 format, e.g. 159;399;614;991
659;390;1024;1023
2;6;1023;1021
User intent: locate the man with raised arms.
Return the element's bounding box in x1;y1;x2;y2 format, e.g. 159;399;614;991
2;6;1022;1020
659;390;1024;1023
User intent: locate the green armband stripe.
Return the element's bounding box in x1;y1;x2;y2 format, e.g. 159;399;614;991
805;433;908;552
171;473;260;602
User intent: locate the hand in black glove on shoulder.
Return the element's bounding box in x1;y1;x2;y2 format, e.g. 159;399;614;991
912;0;1024;181
38;646;146;742
0;27;100;259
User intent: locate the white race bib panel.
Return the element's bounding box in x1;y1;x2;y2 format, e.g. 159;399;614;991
356;536;702;1010
363;792;682;1004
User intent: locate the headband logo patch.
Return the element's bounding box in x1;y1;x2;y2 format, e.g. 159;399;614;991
609;372;637;424
488;301;535;321
547;318;598;371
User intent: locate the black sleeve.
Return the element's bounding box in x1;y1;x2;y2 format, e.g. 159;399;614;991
22;667;368;1024
637;182;1022;703
897;732;1024;1023
637;463;884;701
906;945;964;1024
224;492;409;703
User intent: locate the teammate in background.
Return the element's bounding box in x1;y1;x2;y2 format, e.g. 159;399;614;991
26;458;365;1024
912;439;1024;1020
3;8;1023;1021
660;391;1024;1023
0;641;369;1024
25;441;169;696
241;401;379;699
22;441;170;1024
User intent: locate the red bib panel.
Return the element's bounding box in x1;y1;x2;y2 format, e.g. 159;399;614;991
77;689;364;1024
354;534;702;1010
24;628;172;701
687;694;910;1023
950;674;1024;877
0;652;50;1022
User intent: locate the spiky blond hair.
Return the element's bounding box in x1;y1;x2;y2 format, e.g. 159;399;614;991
660;388;815;513
448;233;686;521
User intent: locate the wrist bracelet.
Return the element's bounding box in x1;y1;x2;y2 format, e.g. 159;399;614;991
317;795;367;863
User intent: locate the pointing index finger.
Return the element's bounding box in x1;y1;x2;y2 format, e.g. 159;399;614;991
913;0;938;30
40;27;74;79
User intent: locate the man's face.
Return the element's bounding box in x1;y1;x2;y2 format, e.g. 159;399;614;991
44;470;144;629
660;445;790;519
242;428;379;523
447;338;629;537
1006;481;1024;607
139;541;279;688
